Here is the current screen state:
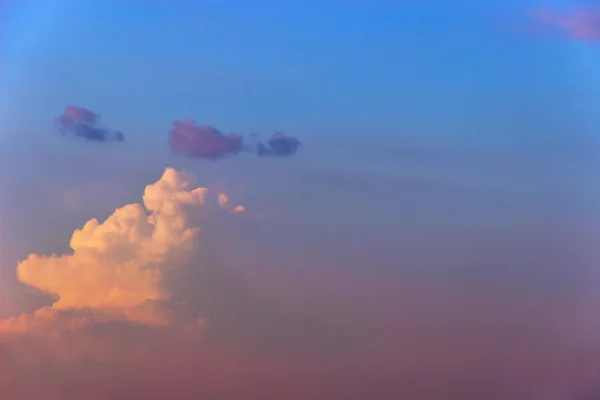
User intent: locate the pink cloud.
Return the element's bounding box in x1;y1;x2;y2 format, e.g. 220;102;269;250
168;120;244;159
58;105;98;126
532;8;600;41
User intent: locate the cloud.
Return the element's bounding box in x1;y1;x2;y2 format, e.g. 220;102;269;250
55;105;125;142
0;166;345;397
16;168;203;319
531;8;600;41
215;193;245;213
255;132;302;157
168;120;302;160
1;167;245;329
168;120;244;159
233;204;246;213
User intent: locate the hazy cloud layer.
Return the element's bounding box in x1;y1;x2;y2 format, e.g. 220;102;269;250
55;105;125;142
3;166;600;399
168;120;302;160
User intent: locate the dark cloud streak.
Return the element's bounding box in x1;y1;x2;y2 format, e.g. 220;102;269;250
256;132;302;157
55;105;124;142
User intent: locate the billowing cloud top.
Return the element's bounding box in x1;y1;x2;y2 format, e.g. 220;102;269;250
0;165;348;388
56;105;125;142
2;167;244;330
532;8;600;41
168;120;302;160
168;120;244;159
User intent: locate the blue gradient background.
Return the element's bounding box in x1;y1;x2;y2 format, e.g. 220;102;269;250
2;1;600;398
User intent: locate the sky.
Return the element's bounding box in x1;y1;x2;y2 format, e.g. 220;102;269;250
1;1;600;399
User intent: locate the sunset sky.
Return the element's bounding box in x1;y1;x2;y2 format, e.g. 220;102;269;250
2;1;600;399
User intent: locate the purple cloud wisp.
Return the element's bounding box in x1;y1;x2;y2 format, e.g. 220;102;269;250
532;8;600;41
55;105;124;142
168;119;244;159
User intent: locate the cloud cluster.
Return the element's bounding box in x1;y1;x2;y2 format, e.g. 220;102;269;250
168;119;302;160
55;105;124;142
52;107;304;158
532;8;600;41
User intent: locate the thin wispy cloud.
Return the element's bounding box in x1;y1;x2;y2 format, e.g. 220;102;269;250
55;105;125;142
531;7;600;41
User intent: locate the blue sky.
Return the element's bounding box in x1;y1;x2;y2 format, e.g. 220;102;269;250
2;1;599;199
1;1;599;242
2;0;600;285
2;1;599;147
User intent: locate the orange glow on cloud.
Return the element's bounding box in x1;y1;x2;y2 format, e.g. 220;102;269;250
0;167;244;330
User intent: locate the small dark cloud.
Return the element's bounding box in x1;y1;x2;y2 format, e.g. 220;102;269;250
168;120;244;160
55;105;124;142
256;132;302;157
169;122;302;160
